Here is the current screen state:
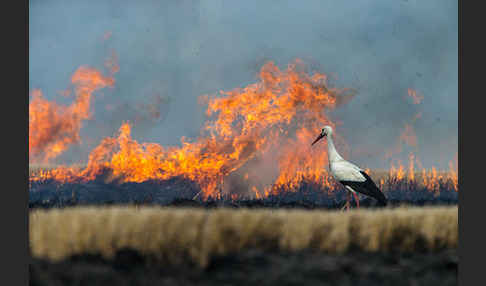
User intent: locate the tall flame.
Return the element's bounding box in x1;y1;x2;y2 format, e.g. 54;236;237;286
29;66;116;163
29;62;457;199
30;60;353;199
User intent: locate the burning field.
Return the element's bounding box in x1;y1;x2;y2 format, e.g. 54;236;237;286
28;1;458;285
28;58;457;284
28;57;458;285
28;43;458;286
29;59;458;209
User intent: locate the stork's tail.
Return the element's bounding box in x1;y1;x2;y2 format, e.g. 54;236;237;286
358;171;388;207
371;185;388;206
376;193;388;206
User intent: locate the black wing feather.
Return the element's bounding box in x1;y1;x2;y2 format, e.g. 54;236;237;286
339;171;387;206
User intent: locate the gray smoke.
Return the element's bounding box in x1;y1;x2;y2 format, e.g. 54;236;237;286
29;0;457;169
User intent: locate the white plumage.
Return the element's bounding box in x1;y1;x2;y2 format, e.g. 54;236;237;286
330;160;366;183
311;125;387;210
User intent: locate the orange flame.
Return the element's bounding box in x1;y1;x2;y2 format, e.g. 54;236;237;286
31;60;353;199
381;87;457;194
390;162;405;181
448;153;458;191
408;153;415;182
29;66;116;163
407;88;423;104
384;153;458;194
29;61;457;199
267;127;333;194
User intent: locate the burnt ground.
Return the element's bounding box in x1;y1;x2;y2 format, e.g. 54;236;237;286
30;249;457;286
29;177;458;210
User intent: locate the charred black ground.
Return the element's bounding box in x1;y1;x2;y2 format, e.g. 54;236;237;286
29;176;457;210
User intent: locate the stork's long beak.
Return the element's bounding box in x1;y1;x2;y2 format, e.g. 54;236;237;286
311;133;326;146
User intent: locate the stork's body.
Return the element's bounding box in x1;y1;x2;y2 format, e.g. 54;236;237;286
312;126;387;210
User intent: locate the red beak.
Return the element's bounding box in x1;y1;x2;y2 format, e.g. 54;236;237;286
311;133;325;146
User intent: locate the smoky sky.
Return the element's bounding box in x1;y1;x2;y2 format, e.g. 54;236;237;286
29;0;457;169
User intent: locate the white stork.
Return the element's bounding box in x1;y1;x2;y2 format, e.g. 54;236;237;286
311;126;387;210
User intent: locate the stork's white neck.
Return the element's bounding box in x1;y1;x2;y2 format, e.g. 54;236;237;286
327;133;344;162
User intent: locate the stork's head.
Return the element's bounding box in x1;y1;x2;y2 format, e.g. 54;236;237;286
311;125;333;146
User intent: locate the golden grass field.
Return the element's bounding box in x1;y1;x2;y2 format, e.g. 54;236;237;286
30;206;457;268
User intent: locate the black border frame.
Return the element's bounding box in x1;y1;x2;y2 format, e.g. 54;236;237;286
458;1;481;286
2;0;28;285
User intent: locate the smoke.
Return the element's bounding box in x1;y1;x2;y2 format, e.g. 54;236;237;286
30;0;457;169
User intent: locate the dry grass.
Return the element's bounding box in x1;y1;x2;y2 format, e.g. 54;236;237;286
368;169;450;182
29;164;56;175
30;206;457;267
29;164;85;176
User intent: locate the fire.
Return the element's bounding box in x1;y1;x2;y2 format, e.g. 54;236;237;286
423;167;439;193
29;60;458;200
29;66;116;163
266;127;336;195
379;87;457;194
383;152;458;194
389;162;405;181
407;88;423;104
408;153;415;182
448;153;458;192
31;60;353;199
448;161;458;192
252;186;261;199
